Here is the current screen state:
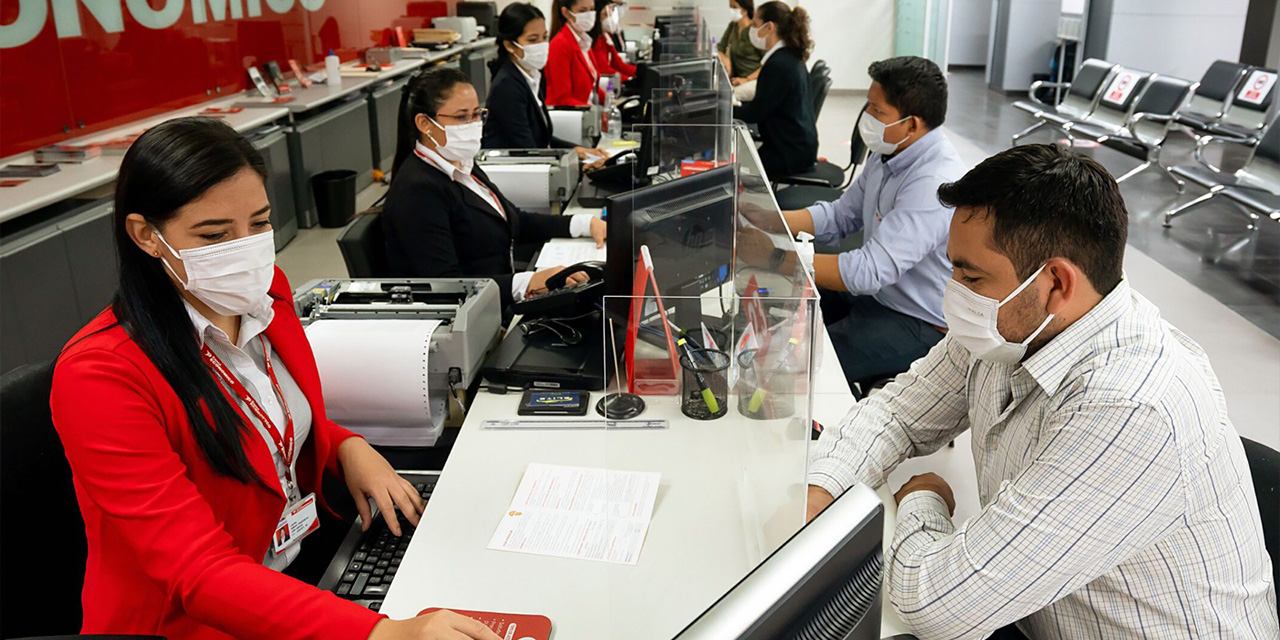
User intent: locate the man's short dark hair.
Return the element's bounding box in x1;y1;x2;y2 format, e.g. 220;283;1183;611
937;144;1128;294
867;56;948;128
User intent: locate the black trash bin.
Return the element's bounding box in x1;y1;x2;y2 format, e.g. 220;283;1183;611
311;170;357;228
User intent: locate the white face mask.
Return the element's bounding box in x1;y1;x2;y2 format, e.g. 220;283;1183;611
571;9;596;33
154;229;276;317
615;3;626;20
516;41;549;71
748;24;768;50
859;113;911;156
428;117;484;172
942;264;1055;364
603;10;621;33
730;8;744;20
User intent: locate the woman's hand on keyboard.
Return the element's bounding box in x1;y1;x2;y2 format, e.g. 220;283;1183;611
339;437;425;536
368;611;503;640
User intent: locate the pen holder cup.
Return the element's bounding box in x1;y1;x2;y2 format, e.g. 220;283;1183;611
680;348;730;420
735;348;797;420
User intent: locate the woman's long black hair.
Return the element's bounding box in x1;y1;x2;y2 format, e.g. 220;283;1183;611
390;67;473;177
587;0;613;40
490;2;545;77
111;117;270;485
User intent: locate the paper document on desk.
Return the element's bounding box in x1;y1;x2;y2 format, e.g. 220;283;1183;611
488;463;661;565
534;239;606;270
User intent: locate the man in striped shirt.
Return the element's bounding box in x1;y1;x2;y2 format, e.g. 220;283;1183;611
806;144;1278;639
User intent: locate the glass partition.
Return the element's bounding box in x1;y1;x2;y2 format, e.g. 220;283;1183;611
584;123;819;636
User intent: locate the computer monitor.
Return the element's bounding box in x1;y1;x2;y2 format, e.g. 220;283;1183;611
636;57;719;122
672;483;887;640
605;164;735;330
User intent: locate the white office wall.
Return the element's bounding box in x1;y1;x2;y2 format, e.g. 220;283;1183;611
949;0;992;66
797;0;895;90
1102;0;1248;80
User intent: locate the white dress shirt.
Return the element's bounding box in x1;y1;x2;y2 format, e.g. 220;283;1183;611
415;141;597;300
516;63;543;108
185;299;313;572
810;280;1279;639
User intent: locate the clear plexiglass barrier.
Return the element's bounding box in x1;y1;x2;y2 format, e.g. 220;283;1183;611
572;123;821;638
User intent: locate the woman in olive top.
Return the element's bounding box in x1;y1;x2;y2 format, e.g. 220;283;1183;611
717;0;762;101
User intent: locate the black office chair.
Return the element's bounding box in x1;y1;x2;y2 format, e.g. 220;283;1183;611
336;209;390;278
774;107;869;210
0;361;97;639
1242;437;1279;603
808;59;829;88
812;73;834;122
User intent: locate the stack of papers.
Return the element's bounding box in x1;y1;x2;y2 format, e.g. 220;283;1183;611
488;463;661;565
533;239;606;270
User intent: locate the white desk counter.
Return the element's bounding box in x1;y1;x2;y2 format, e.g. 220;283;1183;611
381;325;912;638
0;97;288;224
231;77;376;113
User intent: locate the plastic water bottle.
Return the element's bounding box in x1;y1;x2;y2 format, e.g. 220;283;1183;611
796;231;816;276
325;49;342;87
609;105;623;139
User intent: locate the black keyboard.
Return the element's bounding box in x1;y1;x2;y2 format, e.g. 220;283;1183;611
325;475;438;610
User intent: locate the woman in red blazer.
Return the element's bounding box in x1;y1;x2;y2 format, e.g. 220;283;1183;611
51;118;500;640
545;0;601;106
589;0;635;82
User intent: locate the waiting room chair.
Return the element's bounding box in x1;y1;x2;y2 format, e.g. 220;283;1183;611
336;209;390;278
1011;58;1118;145
812;73;834;123
1241;437;1279;605
1165;115;1280;230
1200;66;1278;143
1070;74;1197;189
1174;60;1250;134
1;362;92;639
1056;67;1152;144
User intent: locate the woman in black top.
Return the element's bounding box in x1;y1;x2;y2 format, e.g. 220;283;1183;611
383;68;606;311
482;2;608;166
732;1;818;178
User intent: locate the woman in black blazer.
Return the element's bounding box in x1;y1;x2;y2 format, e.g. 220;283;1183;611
482;2;608;165
732;1;818;178
383;68;606;311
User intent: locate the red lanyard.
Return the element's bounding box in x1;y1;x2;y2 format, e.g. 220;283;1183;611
201;336;297;494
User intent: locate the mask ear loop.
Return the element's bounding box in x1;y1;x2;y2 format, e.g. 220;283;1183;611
998;263;1049;307
423;115;447;149
151;229;192;289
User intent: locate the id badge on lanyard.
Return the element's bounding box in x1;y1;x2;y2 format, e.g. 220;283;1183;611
201;338;319;554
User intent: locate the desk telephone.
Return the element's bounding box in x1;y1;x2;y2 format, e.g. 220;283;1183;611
512;261;606;319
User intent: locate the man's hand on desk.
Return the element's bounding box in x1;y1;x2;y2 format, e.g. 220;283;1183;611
339;438;425;536
739;202;787;234
806;485;836;523
893;473;956;516
737;226;790;270
368;610;503;640
589;216;607;248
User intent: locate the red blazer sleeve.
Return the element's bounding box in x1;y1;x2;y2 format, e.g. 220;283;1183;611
547;31;589;107
52;347;381;640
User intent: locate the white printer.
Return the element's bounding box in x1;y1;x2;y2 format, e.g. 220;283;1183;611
293;278;501;447
432;16;479;43
548;105;602;146
477;149;580;214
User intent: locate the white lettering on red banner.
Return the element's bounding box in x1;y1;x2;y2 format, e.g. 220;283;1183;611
0;0;327;49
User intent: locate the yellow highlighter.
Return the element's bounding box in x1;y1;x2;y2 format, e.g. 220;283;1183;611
748;337;801;414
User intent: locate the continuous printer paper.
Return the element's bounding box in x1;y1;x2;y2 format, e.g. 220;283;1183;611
483;164;553;210
305;318;443;446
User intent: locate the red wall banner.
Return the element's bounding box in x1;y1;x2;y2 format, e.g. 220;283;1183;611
0;0;440;158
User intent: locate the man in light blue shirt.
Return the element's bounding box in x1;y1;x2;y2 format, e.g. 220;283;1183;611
780;57;966;391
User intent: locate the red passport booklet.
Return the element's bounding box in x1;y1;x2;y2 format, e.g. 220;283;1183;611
418;608;552;640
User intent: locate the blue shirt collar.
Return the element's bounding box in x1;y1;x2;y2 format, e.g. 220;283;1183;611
880;127;945;175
